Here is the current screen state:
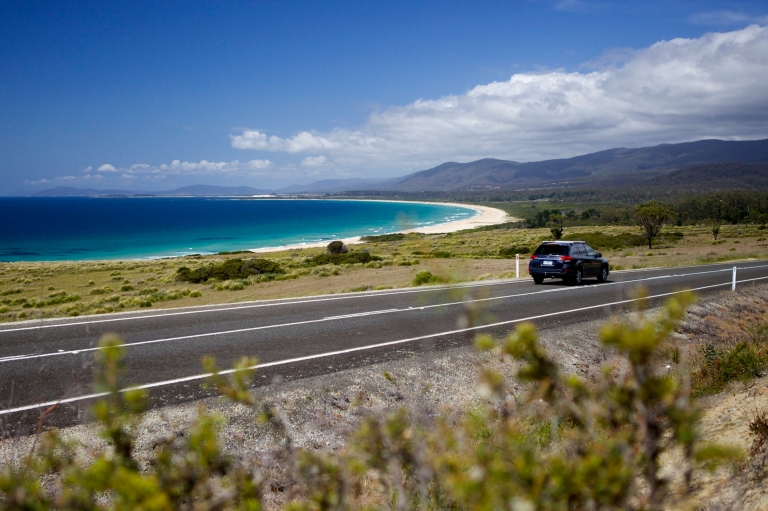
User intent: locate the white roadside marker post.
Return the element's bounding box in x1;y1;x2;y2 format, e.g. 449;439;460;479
516;253;520;279
732;266;737;291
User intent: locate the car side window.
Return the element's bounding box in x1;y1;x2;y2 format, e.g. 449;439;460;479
584;245;597;257
571;244;585;256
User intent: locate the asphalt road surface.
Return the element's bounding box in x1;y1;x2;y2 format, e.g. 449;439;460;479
2;260;768;432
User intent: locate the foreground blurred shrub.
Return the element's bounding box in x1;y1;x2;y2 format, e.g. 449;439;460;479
0;292;746;510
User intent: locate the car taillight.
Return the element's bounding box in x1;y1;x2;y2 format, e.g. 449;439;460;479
530;254;537;259
559;255;572;262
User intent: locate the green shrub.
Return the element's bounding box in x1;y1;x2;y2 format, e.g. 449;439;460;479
120;285;134;292
309;251;381;266
326;240;348;254
89;286;113;295
360;233;406;242
431;250;452;258
176;258;285;283
0;288;23;296
693;342;768;396
413;270;446;285
26;291;82;308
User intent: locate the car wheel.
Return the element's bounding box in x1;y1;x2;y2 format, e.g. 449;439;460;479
597;265;608;283
569;267;583;286
533;275;544;284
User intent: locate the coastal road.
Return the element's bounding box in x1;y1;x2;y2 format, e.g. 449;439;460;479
2;260;768;432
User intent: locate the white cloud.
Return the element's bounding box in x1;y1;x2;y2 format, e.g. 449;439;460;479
231;25;768;173
689;10;768;26
231;130;340;152
83;166;93;173
83;159;274;179
300;155;331;168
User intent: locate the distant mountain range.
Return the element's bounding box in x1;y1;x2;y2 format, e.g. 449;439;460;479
31;138;768;197
385;138;768;191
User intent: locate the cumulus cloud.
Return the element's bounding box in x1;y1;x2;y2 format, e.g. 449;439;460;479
300;155;331;168
231;130;340;152
84;159;275;179
231;25;768;172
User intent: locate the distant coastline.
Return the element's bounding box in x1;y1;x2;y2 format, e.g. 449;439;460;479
249;201;512;253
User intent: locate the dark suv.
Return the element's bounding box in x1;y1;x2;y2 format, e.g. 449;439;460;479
528;241;609;285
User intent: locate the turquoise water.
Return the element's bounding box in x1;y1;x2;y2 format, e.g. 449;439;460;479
0;198;476;262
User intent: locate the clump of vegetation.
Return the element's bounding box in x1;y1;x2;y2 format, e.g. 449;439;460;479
693;342;768;396
412;270;446;285
176;258;285;283
431;250;452;258
360;233;406;242
308;251;381;266
24;291;81;308
748;409;768;456
326;240;348;254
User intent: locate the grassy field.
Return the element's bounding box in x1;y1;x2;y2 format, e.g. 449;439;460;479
1;221;767;323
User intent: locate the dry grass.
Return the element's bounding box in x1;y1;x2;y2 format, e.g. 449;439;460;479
1;223;766;323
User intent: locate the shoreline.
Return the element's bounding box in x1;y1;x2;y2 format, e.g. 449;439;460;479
249;201;514;254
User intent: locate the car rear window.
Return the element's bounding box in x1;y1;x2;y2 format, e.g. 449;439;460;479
534;244;569;256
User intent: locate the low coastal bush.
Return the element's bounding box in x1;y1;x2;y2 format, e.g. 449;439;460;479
413;270;447;285
693;342;768;396
431;250;452;258
360;233;406;242
24;291;81;308
89;286;113;295
176;258;285;283
326;240;349;254
308;251;381;266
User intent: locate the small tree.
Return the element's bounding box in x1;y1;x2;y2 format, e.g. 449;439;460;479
326;240;348;254
633;201;671;249
549;213;564;240
712;224;720;240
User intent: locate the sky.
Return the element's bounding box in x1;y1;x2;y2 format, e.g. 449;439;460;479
2;0;768;194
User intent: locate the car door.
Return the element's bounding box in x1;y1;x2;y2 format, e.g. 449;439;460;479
570;244;588;275
583;244;600;276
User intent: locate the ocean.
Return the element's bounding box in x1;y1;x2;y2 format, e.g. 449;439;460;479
0;197;476;262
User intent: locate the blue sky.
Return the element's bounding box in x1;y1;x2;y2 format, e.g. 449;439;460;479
2;1;768;193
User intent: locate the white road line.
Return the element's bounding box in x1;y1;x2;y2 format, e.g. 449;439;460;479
1;265;766;363
0;353;35;362
4;274;768;416
2;261;767;334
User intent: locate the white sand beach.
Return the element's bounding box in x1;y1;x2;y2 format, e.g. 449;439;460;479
249;201;514;253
